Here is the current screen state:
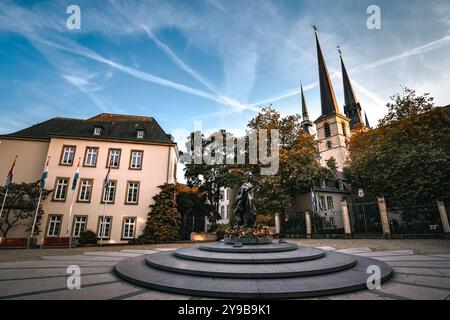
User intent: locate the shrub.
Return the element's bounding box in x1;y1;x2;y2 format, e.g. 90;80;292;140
214;224;229;240
255;214;275;227
78;230;98;245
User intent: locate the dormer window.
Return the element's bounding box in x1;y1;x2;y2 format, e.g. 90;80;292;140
93;127;102;136
136;130;145;139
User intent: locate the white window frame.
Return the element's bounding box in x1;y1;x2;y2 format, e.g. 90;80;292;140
122;217;136;239
103;181;116;203
108;149;121;168
98;217;112;239
327;196;334;209
126;182;139;204
73;216;87;237
136;130;145;139
62;146;75;165
78;180;92;202
84;147;98;166
47;216;62;237
319;196;325;210
54;178;69;200
130;151;142;169
93;127;102;136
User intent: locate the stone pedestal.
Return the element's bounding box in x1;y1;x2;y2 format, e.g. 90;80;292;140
377;197;392;239
305;211;312;239
275;213;281;235
340;199;352;239
115;240;393;298
436;200;450;237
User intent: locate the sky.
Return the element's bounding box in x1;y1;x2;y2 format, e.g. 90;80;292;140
1;0;449;144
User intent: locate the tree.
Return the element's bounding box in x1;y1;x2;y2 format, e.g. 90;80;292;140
182;130;243;224
138;184;181;243
346;89;450;206
247;106;331;214
379;87;434;126
325;157;338;174
0;182;51;237
176;184;209;235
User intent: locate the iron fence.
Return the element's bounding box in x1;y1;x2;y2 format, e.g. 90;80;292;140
311;209;345;238
348;202;383;238
281;212;306;238
387;204;444;237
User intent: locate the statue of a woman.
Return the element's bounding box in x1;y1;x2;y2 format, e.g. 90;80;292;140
234;171;256;228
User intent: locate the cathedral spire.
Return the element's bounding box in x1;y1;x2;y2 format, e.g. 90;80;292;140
301;83;310;121
314;27;340;118
365;112;371;128
339;48;363;128
300;83;313;135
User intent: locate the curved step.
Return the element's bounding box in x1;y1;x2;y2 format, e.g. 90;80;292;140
174;247;325;264
199;241;298;253
146;251;357;278
115;254;393;299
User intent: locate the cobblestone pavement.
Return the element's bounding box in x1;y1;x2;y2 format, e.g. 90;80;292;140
0;244;449;300
1;239;450;263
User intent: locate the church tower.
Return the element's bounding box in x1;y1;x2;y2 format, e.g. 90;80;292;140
339;49;364;128
300;83;314;136
313;28;350;171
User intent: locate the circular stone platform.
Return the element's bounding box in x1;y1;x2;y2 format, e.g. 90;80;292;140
200;241;298;253
114;241;393;299
173;246;325;264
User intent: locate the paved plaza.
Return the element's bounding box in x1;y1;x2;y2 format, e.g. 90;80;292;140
0;242;450;300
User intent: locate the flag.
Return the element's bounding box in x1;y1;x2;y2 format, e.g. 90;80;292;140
5;157;17;190
105;165;111;192
40;158;49;190
71;160;80;191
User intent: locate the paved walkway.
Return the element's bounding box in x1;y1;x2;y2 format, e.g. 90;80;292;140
0;246;449;300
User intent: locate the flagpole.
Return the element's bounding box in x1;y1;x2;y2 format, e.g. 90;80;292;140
28;187;43;250
0;188;8;223
66;158;81;249
100;165;111;247
66;188;77;248
28;156;50;250
99;187;110;247
1;156;18;223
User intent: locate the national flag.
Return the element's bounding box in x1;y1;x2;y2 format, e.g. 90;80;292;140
71;160;80;191
5;157;17;190
40;158;50;190
105;165;111;192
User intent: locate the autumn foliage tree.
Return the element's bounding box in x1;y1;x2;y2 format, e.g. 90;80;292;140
247;106;332;215
345;88;450;206
138;184;181;243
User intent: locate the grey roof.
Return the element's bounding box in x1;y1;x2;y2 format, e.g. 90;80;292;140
1;113;174;145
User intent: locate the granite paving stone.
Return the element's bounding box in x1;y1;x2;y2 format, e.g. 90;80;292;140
12;281;144;300
376;281;450;300
0;273;118;298
83;252;142;258
0;266;112;280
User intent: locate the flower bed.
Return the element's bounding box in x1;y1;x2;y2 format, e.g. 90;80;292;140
224;225;273;244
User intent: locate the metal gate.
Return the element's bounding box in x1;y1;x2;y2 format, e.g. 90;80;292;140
281;212;306;238
180;212;205;240
387;204;444;237
312;209;345;238
348;202;383;238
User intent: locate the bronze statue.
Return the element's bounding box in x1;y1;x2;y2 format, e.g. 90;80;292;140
234;171;256;228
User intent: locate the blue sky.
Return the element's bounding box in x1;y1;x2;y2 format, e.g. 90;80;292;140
1;0;449;141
